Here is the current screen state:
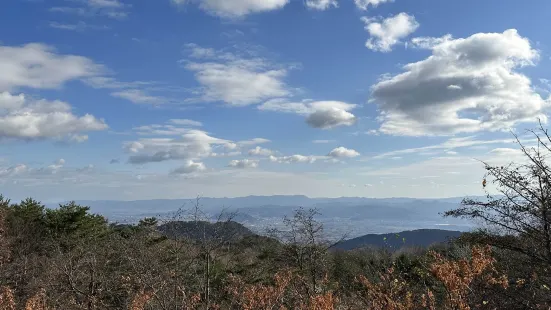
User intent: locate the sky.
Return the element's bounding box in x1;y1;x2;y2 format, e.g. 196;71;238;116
1;0;551;202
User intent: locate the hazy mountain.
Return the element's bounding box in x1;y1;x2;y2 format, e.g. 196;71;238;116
57;195;485;217
48;195;478;239
333;229;463;251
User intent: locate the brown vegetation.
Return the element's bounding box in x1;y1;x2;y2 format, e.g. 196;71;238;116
2;126;551;309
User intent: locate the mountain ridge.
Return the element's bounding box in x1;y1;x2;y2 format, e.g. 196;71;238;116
45;196;478;239
333;229;463;251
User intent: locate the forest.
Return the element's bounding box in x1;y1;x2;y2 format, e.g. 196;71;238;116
1;127;551;309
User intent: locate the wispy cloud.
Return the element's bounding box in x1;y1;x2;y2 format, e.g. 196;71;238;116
372;136;515;159
48;21;109;31
50;0;130;19
111;89;166;105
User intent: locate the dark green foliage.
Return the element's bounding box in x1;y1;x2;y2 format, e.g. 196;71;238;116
5;198;48;256
45;202;108;246
0;193;547;308
138;216;158;228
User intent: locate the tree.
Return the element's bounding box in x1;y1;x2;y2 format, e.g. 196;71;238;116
4;198;47;256
154;198;246;309
445;122;551;307
269;207;333;295
138;217;158;228
45;202;108;248
0;195;11;267
446;123;551;264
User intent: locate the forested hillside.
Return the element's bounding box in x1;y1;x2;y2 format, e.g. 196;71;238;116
332;229;463;251
0;196;547;309
2;127;551;309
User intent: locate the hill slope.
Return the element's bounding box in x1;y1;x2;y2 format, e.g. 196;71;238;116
333;229;463;251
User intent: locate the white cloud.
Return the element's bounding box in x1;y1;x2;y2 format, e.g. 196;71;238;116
409;35;450;49
248;146;274;156
307;109;356;129
306;0;338;10
210;151;242;157
0;43;102;92
125;129;231;164
111;89;165;105
171;0;289;18
447;84;462;90
0;92;25;110
0;164;28;177
223;142;238;150
183;45;290;106
228;159;259;169
47;159;66;173
237;138;271;146
171;160;206;174
355;0;393;10
0;92;107;141
362;13;419;52
125;122;267;164
328;147;360;158
126;141;144;153
259;99;357;129
269;154;319;164
0;160;98;181
372;29;548;136
169;119;203;127
312;139;335;144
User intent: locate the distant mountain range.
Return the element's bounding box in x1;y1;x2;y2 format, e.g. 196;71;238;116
53;195;485;217
332;229;463;251
151;220;462;252
48;195;482;239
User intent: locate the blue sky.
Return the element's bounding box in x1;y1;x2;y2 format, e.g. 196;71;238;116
1;0;550;202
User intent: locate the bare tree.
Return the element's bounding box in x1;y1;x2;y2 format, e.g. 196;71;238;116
268;207;339;296
156;197;245;309
446;122;551;266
